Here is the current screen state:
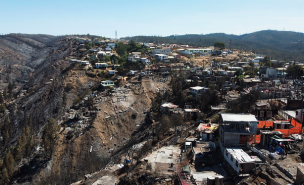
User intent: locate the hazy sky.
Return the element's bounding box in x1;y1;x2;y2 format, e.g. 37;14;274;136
1;0;304;38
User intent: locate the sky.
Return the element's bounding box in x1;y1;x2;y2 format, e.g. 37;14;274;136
1;0;304;38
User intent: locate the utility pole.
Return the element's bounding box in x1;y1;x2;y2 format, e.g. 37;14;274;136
301;83;304;130
229;39;232;50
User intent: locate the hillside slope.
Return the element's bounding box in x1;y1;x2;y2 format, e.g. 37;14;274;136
125;30;304;60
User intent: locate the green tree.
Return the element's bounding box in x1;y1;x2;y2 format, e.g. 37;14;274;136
262;56;271;63
227;90;260;113
287;65;304;78
85;42;92;49
235;69;243;77
116;42;128;56
237;74;245;86
170;71;186;96
128;40;137;52
214;42;225;50
110;55;118;64
104;55;110;62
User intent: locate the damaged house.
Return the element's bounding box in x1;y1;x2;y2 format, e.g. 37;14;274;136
219;113;258;147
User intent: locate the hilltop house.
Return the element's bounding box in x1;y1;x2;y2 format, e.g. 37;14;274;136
70;59;81;63
155;54;168;61
219;113;258;147
224;148;255;175
128;52;141;63
152;48;171;55
97;51;106;59
260;67;277;79
108;70;117;75
101;80;114;87
141;58;151;65
190;86;209;96
160;102;179;113
276;68;287;77
107;43;116;48
81;61;90;65
177;48;213;55
95;63;108;69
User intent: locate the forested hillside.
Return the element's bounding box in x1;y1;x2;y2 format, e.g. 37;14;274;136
125;30;304;60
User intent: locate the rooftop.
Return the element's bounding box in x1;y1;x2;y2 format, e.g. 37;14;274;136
161;102;179;109
221;113;258;122
190;86;204;90
226;148;255;163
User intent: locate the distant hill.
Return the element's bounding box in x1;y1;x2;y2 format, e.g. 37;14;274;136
124;30;304;60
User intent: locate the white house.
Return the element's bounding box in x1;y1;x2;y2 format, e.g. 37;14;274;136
177;48;213;55
260;67;277;79
95;63;108;69
255;56;264;61
128;70;138;76
152;48;171;55
128;52;141;62
70;59;81;63
107;43;116;48
224;148;255;175
160;102;179;112
108;70;117;75
81;61;90;65
101;80;114;87
97;51;106;58
105;51;113;56
190;86;209;95
155;54;168;61
222;51;228;57
276;68;287;76
141;58;151;65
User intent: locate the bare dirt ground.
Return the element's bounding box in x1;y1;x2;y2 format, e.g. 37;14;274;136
39;73;172;184
241;144;303;185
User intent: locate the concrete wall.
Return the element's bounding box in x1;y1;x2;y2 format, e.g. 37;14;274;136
224;133;240;147
296;164;304;185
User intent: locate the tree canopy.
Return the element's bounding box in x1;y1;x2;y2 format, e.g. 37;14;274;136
214;42;225;50
286;64;304;78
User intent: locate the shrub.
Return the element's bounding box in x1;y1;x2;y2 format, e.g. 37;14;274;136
65;83;73;92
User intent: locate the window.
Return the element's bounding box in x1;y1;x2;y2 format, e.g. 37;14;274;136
226;150;228;157
231;155;233;161
235;160;238;167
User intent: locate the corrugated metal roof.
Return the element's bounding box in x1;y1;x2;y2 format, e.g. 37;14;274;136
221;113;257;122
